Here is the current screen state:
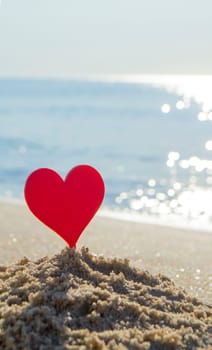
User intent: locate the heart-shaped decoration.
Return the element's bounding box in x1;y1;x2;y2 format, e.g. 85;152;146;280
24;165;105;247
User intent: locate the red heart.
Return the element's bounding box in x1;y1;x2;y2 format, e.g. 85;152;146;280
24;165;105;248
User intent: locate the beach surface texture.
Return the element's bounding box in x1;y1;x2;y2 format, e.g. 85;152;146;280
0;202;212;349
0;247;212;350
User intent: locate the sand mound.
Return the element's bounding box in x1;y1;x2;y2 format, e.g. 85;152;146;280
0;248;211;350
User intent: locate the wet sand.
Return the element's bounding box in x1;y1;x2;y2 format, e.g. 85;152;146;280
0;202;211;305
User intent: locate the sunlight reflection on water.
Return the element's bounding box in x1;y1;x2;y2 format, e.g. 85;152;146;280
1;76;212;229
112;76;212;228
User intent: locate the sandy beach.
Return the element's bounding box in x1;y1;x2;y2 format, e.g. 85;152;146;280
0;201;211;305
0;201;212;349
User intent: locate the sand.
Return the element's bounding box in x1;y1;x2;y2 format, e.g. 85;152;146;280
0;247;212;350
0;201;212;349
0;202;211;304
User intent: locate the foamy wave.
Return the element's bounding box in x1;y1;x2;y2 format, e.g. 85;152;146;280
99;207;212;232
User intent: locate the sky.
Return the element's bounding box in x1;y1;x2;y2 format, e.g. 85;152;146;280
0;0;212;78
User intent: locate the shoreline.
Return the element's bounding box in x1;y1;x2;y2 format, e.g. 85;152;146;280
2;197;212;234
100;208;212;233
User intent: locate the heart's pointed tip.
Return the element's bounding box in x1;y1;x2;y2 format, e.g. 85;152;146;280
68;243;76;249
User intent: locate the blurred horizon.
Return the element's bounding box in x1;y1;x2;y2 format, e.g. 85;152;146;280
1;74;212;112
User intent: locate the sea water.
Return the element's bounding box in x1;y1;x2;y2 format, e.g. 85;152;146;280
1;76;212;230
